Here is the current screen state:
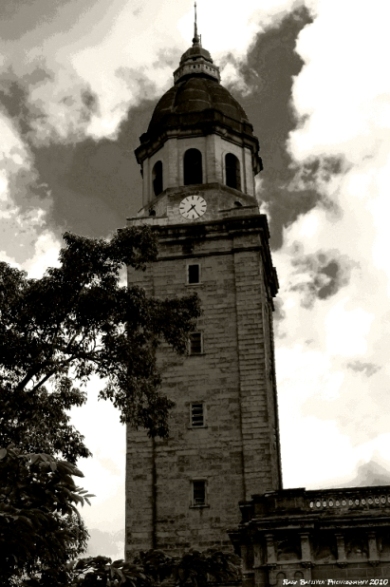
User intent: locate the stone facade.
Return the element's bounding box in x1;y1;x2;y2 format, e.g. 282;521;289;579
126;185;281;557
229;487;390;585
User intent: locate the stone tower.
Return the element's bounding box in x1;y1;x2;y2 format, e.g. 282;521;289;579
125;22;282;557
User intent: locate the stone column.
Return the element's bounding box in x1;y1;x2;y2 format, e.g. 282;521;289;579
335;533;347;563
300;532;312;562
368;532;378;562
253;543;262;568
265;533;277;564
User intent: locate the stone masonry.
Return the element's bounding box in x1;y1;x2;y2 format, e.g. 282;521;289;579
230;487;390;586
125;186;281;557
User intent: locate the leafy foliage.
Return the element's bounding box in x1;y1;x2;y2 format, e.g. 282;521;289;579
1;227;200;448
69;549;241;587
0;444;90;585
173;549;242;587
0;227;200;585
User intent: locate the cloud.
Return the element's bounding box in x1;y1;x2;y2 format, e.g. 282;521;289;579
290;0;390;164
288;247;354;308
0;0;82;41
0;64;100;146
86;528;125;560
27;98;158;238
0;62;154;239
230;6;317;248
268;0;390;491
0;3;316;244
347;361;380;378
0;107;61;268
343;459;390;488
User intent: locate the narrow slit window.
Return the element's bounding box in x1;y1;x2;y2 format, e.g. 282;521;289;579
152;161;163;196
187;264;200;284
189;332;203;355
192;480;206;506
191;402;205;427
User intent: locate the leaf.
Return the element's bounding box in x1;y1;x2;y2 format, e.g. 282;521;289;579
72;467;84;478
0;227;199;583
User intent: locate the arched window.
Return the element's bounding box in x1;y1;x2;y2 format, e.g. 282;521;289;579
225;153;241;191
184;149;203;185
152;161;163;196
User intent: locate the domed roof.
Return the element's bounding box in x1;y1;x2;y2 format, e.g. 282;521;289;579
135;36;260;166
179;44;213;64
148;75;249;133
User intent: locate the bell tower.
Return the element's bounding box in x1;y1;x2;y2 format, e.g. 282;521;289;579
125;13;282;557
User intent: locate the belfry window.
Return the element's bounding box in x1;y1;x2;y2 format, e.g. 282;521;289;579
225;153;241;191
152;161;163;196
184;149;203;185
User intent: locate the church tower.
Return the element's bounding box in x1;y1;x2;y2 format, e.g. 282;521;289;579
125;13;282;557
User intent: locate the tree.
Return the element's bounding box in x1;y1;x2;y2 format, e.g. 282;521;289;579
0;446;90;586
0;227;200;584
69;549;241;587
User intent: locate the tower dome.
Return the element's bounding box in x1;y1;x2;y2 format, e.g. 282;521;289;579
134;10;262;205
135;39;260;166
146;77;250;138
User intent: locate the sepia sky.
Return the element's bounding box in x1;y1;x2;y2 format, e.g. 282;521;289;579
1;0;390;559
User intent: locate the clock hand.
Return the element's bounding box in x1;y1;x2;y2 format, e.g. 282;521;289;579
188;204;197;212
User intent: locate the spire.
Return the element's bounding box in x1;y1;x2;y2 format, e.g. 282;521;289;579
173;2;220;84
192;2;200;45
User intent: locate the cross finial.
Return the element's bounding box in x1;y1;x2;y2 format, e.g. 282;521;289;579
192;2;200;45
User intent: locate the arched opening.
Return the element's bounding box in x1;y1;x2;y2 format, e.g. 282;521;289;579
225;153;241;191
152;161;163;196
184;149;203;185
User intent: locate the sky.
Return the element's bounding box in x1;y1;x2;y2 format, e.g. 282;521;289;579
1;0;390;561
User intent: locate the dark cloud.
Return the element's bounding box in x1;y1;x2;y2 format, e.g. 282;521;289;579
347;361;381;378
115;67;160;103
29;99;155;237
0;64;99;143
273;297;287;341
27;7;317;241
342;460;390;488
0;68;37;135
0;62;147;239
288;248;354;308
0;0;91;40
274;297;286;323
152;47;183;71
227;7;345;249
0;6;344;243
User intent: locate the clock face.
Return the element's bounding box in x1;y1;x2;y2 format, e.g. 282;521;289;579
179;195;207;220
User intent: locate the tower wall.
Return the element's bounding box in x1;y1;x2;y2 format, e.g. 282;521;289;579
127;29;273;559
125;212;281;557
